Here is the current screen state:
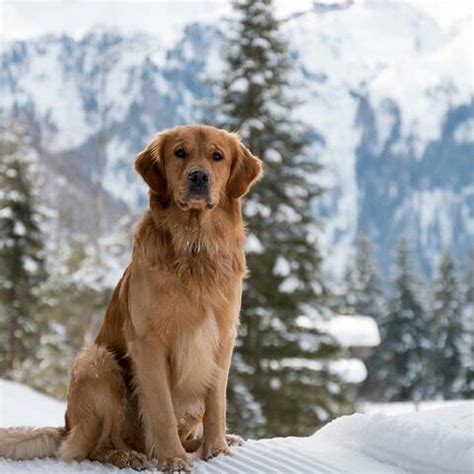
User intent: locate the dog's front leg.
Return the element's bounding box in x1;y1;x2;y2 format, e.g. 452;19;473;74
201;331;242;460
129;337;191;472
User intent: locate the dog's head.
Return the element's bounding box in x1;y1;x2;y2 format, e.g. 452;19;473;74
134;125;262;210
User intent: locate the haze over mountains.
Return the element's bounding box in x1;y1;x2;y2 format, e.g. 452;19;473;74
1;0;472;278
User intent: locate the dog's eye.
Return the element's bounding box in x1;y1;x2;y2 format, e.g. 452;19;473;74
212;151;223;162
174;148;186;159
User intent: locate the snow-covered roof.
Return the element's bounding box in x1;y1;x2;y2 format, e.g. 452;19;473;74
0;379;472;473
326;315;381;348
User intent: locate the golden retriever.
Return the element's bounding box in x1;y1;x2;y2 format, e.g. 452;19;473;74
0;125;263;471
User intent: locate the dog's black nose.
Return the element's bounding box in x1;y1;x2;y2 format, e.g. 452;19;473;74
188;169;209;190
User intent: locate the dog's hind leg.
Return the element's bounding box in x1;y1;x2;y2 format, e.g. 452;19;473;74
57;345;152;469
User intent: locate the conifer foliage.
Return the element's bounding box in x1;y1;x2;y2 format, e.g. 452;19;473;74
0;126;47;375
459;247;473;398
217;0;350;437
368;238;430;401
428;249;465;398
344;236;385;398
345;235;384;321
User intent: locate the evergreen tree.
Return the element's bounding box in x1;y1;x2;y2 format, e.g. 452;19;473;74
428;248;464;398
29;237;100;398
0;126;47;376
344;235;384;320
368;238;430;401
215;0;350;437
31;218;133;399
460;247;474;398
344;235;386;398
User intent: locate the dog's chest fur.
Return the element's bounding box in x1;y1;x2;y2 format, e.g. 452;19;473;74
171;310;219;396
133;211;243;397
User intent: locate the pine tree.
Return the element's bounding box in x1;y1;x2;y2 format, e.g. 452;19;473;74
32;218;133;399
0;126;47;376
428;248;464;399
29;237;99;398
368;238;430;401
344;235;384;320
215;0;350;437
344;235;386;398
460;247;474;398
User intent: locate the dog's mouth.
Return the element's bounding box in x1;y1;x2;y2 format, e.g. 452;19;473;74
177;197;215;211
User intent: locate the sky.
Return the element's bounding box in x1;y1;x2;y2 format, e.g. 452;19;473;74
0;0;473;43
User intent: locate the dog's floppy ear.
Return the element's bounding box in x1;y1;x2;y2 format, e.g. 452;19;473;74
134;132;168;202
227;137;263;199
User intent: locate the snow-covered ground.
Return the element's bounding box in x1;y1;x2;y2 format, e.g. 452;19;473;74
0;379;472;473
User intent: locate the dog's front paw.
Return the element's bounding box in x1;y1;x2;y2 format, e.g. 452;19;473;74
201;438;231;461
127;451;156;471
226;434;244;447
157;454;192;472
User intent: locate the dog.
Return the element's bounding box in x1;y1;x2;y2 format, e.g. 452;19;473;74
0;125;263;471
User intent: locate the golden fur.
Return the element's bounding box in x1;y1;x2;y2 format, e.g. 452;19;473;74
0;125;262;471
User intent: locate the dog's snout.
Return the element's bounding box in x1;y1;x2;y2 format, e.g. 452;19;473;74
188;168;209;185
187;169;209;193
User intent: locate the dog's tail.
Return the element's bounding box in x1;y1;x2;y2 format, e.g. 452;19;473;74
0;426;65;460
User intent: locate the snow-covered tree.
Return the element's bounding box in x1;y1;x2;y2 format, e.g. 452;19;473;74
344;235;385;320
30;217;133;399
215;0;350;437
459;247;474;398
427;248;464;398
368;238;430;401
0;126;47;376
344;235;386;397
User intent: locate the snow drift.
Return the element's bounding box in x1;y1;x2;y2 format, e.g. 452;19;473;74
314;407;472;473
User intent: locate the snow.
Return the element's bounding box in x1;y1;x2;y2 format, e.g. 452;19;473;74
271;357;366;384
454;118;474;144
0;380;65;428
273;256;291;277
22;257;39;274
0;208;14;219
229;77;249;93
263;149;282;163
394;187;474;251
2;0;472;278
245;233;264;254
325;315;381;348
12;222;26;237
284;0;473;277
329;358;367;384
295;314;381;348
361;399;473;417
244;201;271;218
278;275;301;293
276;204;300;223
1;379;472;473
314;404;473;473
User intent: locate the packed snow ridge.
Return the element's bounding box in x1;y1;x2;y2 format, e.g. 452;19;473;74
0;379;472;473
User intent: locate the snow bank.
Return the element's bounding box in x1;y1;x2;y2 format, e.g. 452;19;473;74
0;379;472;473
362;399;473;417
315;406;473;473
0;379;65;427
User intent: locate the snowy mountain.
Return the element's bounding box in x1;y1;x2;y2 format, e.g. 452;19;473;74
1;0;472;277
0;379;473;473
